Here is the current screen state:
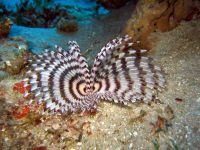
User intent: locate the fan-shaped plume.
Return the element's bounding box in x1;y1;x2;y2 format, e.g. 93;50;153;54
23;35;165;113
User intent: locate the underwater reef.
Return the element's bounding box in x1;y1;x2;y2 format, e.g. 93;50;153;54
0;0;109;30
0;0;200;149
11;0;75;29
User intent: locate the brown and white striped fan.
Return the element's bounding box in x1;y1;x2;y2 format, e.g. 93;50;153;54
23;35;165;113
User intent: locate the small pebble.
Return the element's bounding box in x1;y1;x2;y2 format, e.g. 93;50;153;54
129;143;133;149
164;105;174;120
18;44;27;51
133;131;138;136
77;142;82;146
5;61;11;66
52;123;60;130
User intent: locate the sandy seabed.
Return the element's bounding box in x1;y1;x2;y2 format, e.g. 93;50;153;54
0;1;200;149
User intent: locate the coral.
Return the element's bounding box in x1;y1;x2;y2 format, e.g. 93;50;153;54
0;0;109;29
12;105;30;119
97;0;130;9
56;18;78;33
11;0;75;28
13;81;31;95
0;18;12;38
124;0;200;49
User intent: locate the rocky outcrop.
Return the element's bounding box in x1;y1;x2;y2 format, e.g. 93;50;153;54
0;37;29;75
56;18;78;33
124;0;200;49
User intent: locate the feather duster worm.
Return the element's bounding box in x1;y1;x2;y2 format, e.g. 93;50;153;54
23;35;165;113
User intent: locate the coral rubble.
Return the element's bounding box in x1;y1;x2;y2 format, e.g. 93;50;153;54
124;0;200;49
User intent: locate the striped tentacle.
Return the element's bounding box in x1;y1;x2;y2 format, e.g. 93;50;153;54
127;50;165;102
67;41;91;92
67;41;97;110
90;35;132;88
91;39;165;104
92;44;134;104
24;45;95;113
25;49;72;112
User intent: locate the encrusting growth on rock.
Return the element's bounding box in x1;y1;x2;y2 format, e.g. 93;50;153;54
124;0;200;49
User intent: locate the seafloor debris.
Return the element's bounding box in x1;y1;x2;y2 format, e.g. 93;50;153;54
0;18;12;38
32;146;47;150
175;98;183;103
164;105;174;120
152;139;160;150
80;108;97;116
128;109;147;124
125;0;200;49
82;121;92;135
150;115;172;134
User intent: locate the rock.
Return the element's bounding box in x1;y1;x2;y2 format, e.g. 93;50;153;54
64;127;82;141
124;0;200;50
0;18;12;38
56;18;78;33
52;123;60;130
97;0;130;9
0;85;6;99
0;37;29;75
164;105;174;120
128;143;133;149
